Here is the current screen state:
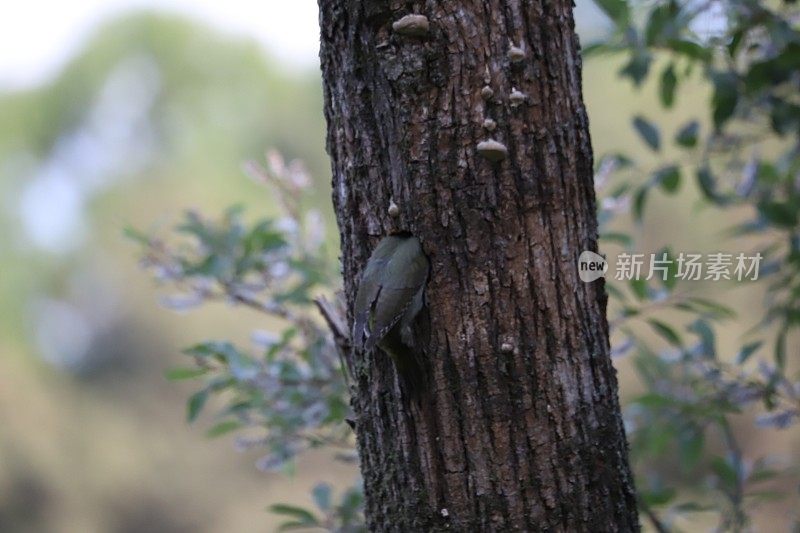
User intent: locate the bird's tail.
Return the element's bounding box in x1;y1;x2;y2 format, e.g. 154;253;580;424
390;350;426;402
377;327;427;401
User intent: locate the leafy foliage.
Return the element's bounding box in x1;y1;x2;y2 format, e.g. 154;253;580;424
131;152;362;527
269;483;365;532
590;0;800;529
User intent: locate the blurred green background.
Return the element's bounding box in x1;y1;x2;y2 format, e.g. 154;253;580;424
0;2;795;532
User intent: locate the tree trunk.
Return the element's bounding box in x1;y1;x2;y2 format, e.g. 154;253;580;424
318;1;639;531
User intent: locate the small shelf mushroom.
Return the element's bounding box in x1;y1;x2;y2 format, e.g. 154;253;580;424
509;88;527;107
392;14;430;37
477;139;508;162
507;44;526;63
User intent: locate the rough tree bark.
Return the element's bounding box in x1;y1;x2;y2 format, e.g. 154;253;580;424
318;1;639;531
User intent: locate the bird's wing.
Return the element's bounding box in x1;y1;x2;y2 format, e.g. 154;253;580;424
365;237;428;351
352;237;402;349
365;285;420;351
353;262;382;350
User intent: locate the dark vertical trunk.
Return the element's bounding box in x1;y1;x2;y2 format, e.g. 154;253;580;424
318;1;639;531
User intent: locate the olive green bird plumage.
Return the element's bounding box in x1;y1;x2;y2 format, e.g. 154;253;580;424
353;235;428;396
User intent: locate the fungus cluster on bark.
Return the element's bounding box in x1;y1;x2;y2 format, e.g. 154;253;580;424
476;41;531;161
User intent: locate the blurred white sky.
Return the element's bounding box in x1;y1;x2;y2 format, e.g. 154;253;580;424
0;1;619;90
0;0;321;89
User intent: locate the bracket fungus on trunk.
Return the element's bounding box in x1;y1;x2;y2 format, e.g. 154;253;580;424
476;139;508;162
392;14;430;37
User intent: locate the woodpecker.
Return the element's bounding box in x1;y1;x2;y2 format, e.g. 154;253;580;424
353;235;428;394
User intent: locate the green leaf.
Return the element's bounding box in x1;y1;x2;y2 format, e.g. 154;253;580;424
659;63;677;108
747;490;786;502
606;283;626;302
744;43;800;93
600;232;633;246
206;420;242;438
770;99;800;136
634;392;676;408
621;306;639;317
635;423;676;458
775;330;787;370
619;51;652;87
223;203;246;220
688;319;716;358
758;201;799;228
679;429;704;470
276;521;319;532
339;486;365;522
712;73;739;129
675;120;699;148
756;162;780;184
640;487;676;507
648;319;683;347
183;341;258;380
177;211;213;243
727;220;767;238
736;341;763;364
581;42;616;58
594;0;630;25
633;187;649;222
182;254;232;278
654;166;681;194
696;167;727;205
748;468;780;484
645;2;678;45
711;456;738;490
605;153;634;170
632;116;660;151
244;220;287;256
123;225;150;245
183;341;229;359
312;483;333;511
268;504;319;525
165;367;208;381
683;297;736;320
630;278;648;300
673;502;713;513
667;39;712;62
727;28;746;58
657;248;679;291
187;389;209;423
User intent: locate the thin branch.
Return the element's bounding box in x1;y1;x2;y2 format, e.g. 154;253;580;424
638;497;671;533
